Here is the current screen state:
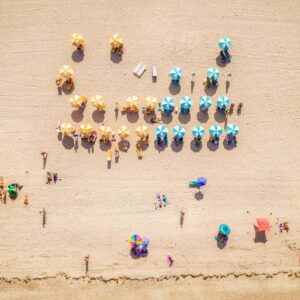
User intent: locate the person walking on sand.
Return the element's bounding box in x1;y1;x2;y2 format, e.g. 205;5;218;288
167;254;174;266
84;255;89;275
40;208;46;228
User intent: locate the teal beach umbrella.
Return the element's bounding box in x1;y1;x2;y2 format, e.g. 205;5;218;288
192;125;205;138
169;67;183;81
219;224;231;235
207;68;220;81
180;96;193;109
226;124;239;137
155;125;168;138
199;96;212;110
209;124;223;138
162;97;175;112
172;125;185;139
217;96;230;110
218;37;232;50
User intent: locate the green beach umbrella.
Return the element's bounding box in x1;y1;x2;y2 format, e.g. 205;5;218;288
218;37;232;50
219;224;231;235
180;96;193;109
162;97;175;111
169;67;183;81
155;125;168;138
209;124;223;138
172;125;185;139
207;68;220;81
199;96;212;110
226;123;239;137
192;125;205;138
217;96;230;110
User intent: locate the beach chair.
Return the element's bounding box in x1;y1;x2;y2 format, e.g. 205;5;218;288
189;181;200;187
107;149;112;161
136;64;146;77
152;65;157;78
133;63;142;75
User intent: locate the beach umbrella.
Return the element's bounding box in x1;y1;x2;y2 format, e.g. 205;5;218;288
6;184;17;194
91;95;105;110
79;124;93;136
218;37;232;50
71;33;84;47
209;124;223;138
219;224;231;236
135;126;149;138
162;97;175;112
199;96;212;110
110;34;123;48
60;123;75;136
192;125;205;138
60;65;74;79
155;125;168;138
117;126;130;139
180;96;193;109
217;96;230;110
256;218;271;232
226;123;239;137
207;67;220;81
69;95;84;108
169;67;183;81
145;96;158;109
172;125;185;139
130;234;142;248
98;126;112;138
126;96;139;111
197;177;207;186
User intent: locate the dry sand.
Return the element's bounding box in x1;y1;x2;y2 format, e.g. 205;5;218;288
0;0;300;299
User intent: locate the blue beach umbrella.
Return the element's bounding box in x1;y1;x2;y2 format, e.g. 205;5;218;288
199;96;212;110
226;124;239;137
162;97;175;112
172;125;185;139
218;37;232;50
197;177;207;186
209;124;223;138
219;224;231;236
192;125;205;138
180;96;193;109
169;67;183;81
155;125;168;139
217;96;230;110
207;68;220;81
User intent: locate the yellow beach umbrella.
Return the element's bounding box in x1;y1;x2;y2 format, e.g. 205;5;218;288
126;96;139;111
69;95;82;108
60;123;75;136
60;65;74;79
98;126;112;138
110;34;123;48
91;95;105;110
80;124;93;137
71;33;84;47
135;126;149;138
117;126;130;139
145;96;158;109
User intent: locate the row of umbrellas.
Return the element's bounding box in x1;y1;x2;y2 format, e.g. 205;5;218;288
169;67;220;81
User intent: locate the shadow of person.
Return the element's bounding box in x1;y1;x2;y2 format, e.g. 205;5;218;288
197;110;209;123
110;52;122;64
178;112;191;124
191;81;195;94
217;238;228;249
99;141;112;151
62;82;75;95
42;157;47;169
62;136;75;149
171;140;184;152
195;191;204;200
207;140;219;152
222;138;235;151
168;82;181;95
214;110;226;123
254;228;267;243
154;140;167;152
204;85;217;96
190;140;202;152
226;80;230;94
72;50;84;62
92;110;105;123
161;113;173;124
71;109;84;122
127;112;139;123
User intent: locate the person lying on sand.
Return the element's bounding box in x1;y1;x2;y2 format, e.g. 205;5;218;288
46;172;52;184
55;75;63;87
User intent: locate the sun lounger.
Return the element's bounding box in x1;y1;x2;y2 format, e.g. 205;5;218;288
107;149;112;161
136;64;146;77
152;65;157;78
189;181;200;187
133;63;142;75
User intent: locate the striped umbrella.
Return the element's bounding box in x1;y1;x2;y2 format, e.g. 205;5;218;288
130;234;142;248
172;125;185;139
117;126;130;139
135;126;149;138
60;123;75;136
192;125;205;138
199;96;212;110
145;96;158;109
98;126;112;138
71;33;84;47
207;67;220;81
60;65;74;79
169;67;183;81
218;37;232;50
91;95;105;110
209;124;223;138
126;96;139;111
155;125;168;138
180;96;193;109
69;95;86;108
110;34;123;48
79;124;93;137
162;97;175;112
226;123;239;137
217;96;230;110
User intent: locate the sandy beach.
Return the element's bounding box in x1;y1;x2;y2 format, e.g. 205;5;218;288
0;0;300;299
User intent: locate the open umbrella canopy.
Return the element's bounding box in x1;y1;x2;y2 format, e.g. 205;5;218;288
126;96;139;110
218;37;232;50
60;123;75;136
219;224;231;236
145;96;158;109
172;125;185;139
60;65;74;79
79;124;93;136
226;123;239;137
209;124;223;137
71;33;84;47
197;177;207;186
256;218;271;232
155;125;168;138
207;67;220;81
6;184;17;194
192;125;205;138
135;125;149;138
69;95;85;108
98;126;112;138
91;95;105;110
180;96;193;109
162;97;175;112
110;34;123;48
217;96;230;110
117;126;130;139
130;234;142;248
169;67;183;81
199;96;212;110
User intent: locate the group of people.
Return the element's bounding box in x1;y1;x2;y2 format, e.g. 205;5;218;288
46;172;61;184
155;193;169;209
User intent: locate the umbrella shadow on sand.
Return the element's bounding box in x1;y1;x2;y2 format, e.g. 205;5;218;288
62;136;74;149
207;141;219;152
178;113;191;124
254;227;267;243
72;50;84;62
204;85;217;96
223;139;235;151
99;141;112;152
110;52;122;64
190;140;202;152
217;238;228;249
92;110;105;123
168;83;181;95
161;113;173;124
194;191;204;201
144;112;156;124
81;139;93;153
71;110;84;122
197;111;209;123
171;140;183;152
127;113;139;123
154;140;167;152
214;110;226;123
62;82;75;95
